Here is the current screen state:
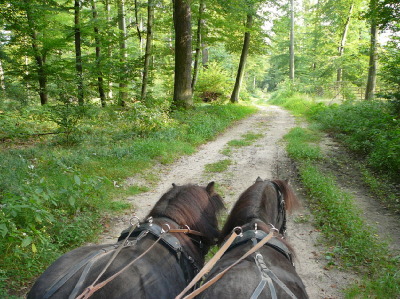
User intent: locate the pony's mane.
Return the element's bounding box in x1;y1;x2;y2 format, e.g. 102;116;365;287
146;183;225;248
220;179;299;241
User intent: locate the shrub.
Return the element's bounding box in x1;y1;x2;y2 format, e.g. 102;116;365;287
194;62;233;102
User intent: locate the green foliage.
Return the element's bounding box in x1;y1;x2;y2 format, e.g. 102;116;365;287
0;103;256;295
284;126;400;298
311;100;400;181
194;62;233;102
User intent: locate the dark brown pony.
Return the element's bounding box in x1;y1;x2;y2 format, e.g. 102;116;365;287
27;182;224;299
197;178;308;299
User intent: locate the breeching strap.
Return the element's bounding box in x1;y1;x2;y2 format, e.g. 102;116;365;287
180;230;276;299
175;228;241;299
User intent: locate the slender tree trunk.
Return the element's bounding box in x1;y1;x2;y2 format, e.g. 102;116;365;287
337;2;354;82
365;0;378;100
141;0;154;101
172;0;193;109
289;0;295;81
91;0;106;107
118;0;128;106
105;0;113;99
134;0;143;43
202;44;209;68
24;1;48;105
0;59;5;96
75;0;84;105
191;0;205;91
230;13;253;103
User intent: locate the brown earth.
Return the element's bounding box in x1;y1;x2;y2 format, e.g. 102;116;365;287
95;105;400;299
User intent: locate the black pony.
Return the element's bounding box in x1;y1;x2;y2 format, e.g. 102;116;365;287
28;182;224;299
196;178;308;299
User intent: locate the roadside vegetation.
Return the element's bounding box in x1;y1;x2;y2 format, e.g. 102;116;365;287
270;88;400;298
0;103;256;296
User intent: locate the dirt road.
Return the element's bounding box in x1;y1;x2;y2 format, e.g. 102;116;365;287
97;105;358;298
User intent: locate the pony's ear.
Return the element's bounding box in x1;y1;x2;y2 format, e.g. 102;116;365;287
206;181;215;194
172;183;177;188
285;179;290;185
256;177;263;182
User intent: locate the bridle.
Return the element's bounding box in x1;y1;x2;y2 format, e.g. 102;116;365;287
270;181;287;236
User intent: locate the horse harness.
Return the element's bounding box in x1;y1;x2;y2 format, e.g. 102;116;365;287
42;218;202;299
230;229;297;299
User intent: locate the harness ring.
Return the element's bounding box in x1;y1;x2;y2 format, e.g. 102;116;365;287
233;226;243;237
129;216;140;226
161;223;171;234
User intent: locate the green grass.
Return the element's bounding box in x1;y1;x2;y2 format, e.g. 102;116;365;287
0;103;257;296
283;125;400;299
204;159;232;173
270;83;400;298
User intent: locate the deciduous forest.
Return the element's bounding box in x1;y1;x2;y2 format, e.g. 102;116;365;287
0;0;399;298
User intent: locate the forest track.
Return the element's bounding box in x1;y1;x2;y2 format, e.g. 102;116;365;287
95;105;399;299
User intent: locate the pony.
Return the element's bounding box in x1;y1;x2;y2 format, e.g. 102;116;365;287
195;178;308;299
27;182;224;299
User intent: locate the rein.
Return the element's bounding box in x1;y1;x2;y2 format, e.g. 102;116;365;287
43;217;204;299
180;228;278;299
73;219;205;299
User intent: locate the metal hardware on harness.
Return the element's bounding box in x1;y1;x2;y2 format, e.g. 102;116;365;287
176;227;242;299
233;226;243;237
161;223;171;234
130;216;140;226
147;216;153;226
252;252;298;299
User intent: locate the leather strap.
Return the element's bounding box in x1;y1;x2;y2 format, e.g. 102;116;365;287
252;253;277;299
43;245;118;299
175;228;240;299
180;230;276;299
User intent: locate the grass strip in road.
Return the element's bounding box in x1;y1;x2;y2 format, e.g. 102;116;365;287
284;126;400;298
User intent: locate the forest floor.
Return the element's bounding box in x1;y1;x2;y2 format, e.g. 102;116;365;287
95;105;400;299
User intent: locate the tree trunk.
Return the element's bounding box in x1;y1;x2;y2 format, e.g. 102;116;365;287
0;59;5;95
191;0;205;91
173;0;193;109
105;0;113;99
91;0;106;107
141;0;154;101
337;2;354;82
134;0;143;43
365;0;378;100
202;44;209;68
118;0;128;106
289;0;295;81
24;1;48;105
230;13;253;103
75;0;84;105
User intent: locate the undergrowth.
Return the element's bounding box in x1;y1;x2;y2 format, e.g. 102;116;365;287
0;103;257;296
275;90;400;298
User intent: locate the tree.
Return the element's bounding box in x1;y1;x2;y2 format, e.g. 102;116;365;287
230;11;253;103
118;0;128;106
337;2;354;82
365;0;378;100
24;0;49;105
172;0;193;109
74;0;84;105
289;0;295;81
141;0;154;101
91;0;106;107
191;0;205;91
